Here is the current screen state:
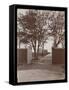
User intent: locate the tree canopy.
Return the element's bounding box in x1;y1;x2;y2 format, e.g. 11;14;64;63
17;9;65;59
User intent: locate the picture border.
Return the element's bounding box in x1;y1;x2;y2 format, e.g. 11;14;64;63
10;4;67;85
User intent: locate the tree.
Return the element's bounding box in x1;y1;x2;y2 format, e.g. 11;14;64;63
48;11;65;48
17;10;50;59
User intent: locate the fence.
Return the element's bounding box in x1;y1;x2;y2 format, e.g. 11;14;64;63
17;48;32;66
52;48;65;64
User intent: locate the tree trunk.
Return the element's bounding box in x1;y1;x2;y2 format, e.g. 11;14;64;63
54;39;61;48
37;44;39;59
33;40;38;60
42;43;44;56
34;48;36;57
33;47;38;60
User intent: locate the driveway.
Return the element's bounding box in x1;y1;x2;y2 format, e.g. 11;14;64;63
17;63;65;82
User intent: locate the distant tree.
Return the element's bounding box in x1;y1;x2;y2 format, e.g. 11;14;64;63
48;11;65;48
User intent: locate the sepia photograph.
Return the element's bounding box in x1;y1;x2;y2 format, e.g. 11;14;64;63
17;8;66;83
